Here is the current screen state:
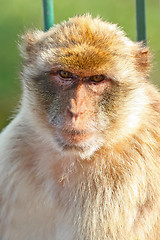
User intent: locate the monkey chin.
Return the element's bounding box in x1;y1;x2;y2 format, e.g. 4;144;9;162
54;129;104;160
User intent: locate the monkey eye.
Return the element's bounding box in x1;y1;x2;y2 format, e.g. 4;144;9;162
89;75;105;83
58;70;72;79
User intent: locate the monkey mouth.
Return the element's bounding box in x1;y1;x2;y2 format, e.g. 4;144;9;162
54;128;103;158
57;128;94;145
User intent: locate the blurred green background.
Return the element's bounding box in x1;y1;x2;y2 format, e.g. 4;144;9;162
0;0;160;131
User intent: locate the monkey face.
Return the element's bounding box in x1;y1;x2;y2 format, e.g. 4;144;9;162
28;68;116;158
47;70;113;150
20;15;150;158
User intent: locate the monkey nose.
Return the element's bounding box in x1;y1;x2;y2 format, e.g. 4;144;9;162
66;107;80;121
68;98;86;115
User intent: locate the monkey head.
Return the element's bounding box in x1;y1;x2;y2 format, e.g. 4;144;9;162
20;15;150;159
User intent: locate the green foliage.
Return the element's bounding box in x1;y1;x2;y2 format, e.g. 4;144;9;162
0;0;159;130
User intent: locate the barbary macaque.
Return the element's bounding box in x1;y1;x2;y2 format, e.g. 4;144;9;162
0;14;160;240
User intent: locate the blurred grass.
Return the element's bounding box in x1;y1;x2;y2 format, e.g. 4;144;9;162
0;0;159;130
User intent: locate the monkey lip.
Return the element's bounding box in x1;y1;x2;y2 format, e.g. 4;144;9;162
58;129;93;143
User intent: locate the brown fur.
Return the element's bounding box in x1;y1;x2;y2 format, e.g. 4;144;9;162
0;14;160;240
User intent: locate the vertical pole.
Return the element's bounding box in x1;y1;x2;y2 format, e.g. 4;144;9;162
136;0;147;45
42;0;54;31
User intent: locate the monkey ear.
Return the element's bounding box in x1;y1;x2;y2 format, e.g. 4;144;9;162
133;43;151;75
19;30;44;60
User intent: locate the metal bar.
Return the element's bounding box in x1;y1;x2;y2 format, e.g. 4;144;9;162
136;0;147;45
42;0;54;31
